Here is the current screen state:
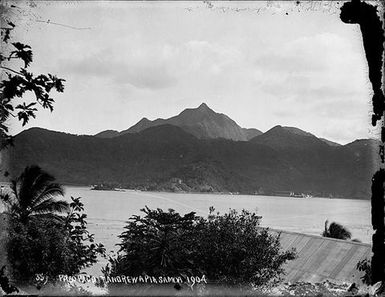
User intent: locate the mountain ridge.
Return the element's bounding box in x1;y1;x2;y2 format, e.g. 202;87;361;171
250;125;329;150
94;103;344;146
95;103;263;141
4;125;378;199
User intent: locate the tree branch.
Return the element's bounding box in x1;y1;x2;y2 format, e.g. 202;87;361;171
0;66;23;76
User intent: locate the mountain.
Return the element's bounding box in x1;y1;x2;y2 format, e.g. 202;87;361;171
94;130;119;138
320;138;341;147
3;126;377;199
95;103;263;141
250;126;340;147
343;139;380;175
123;117;153;134
250;125;328;150
243;128;263;140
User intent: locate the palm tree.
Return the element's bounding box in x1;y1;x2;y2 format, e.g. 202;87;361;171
322;220;352;240
0;165;69;224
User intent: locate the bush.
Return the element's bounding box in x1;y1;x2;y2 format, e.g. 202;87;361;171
356;259;372;285
193;208;296;286
107;207;296;289
7;197;105;284
322;220;352;240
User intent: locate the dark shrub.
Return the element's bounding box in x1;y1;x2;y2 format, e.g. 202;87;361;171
107;207;296;289
7;197;105;284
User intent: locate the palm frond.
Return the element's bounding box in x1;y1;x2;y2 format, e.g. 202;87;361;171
30;213;67;224
31;183;65;208
17;166;55;209
32;198;69;215
7;165;67;224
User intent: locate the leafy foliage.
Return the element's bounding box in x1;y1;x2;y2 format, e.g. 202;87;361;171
193;208;296;287
62;197;106;272
0;22;65;148
1;166;105;284
7;196;105;284
356;259;372;285
322;220;352;240
108;207;296;289
109;207;201;277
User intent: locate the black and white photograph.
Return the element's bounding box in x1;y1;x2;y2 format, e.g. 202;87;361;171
0;0;384;295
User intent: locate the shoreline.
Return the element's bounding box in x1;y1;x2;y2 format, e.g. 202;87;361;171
66;185;370;201
0;181;370;200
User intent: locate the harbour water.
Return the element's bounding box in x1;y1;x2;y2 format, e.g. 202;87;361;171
0;184;372;274
63;187;372;252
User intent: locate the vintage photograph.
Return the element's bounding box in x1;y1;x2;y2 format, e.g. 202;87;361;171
0;0;383;295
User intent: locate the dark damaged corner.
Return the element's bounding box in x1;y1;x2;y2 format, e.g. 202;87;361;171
340;0;384;127
340;0;385;284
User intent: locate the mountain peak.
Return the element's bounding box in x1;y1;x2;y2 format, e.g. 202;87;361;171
267;125;314;137
94;129;120;138
138;117;150;123
250;125;327;150
98;102;255;141
282;126;315;137
197;102;211;111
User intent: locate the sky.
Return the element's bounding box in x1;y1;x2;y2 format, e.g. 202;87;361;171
4;1;378;144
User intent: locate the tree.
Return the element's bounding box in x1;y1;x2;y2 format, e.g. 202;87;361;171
0;165;69;224
7;196;105;284
109;207;201;278
1;166;105;285
0;20;65;148
193;208;296;287
322;220;352;240
107;207;296;291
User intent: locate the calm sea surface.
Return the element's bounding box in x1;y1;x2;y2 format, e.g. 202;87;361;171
0;185;372;274
64;187;372;249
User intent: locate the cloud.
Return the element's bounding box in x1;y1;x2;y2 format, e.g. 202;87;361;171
261;75;358;102
319;116;372;144
26;4;370;144
61;47;178;90
182;40;242;74
252;32;370;125
60;39;243;91
254;32;365;84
